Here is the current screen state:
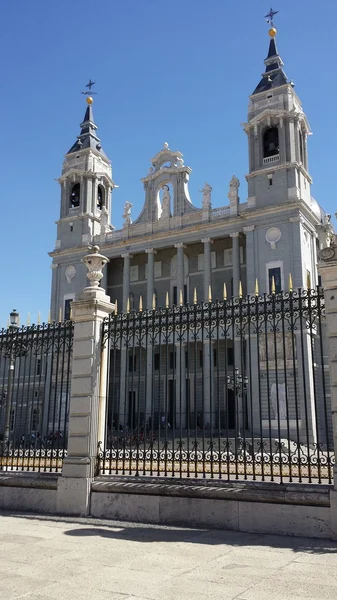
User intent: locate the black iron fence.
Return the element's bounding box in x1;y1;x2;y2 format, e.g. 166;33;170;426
99;287;334;483
0;321;73;472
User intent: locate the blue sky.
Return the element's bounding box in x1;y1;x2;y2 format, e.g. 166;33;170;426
0;0;336;326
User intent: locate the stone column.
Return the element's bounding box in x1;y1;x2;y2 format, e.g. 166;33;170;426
230;232;241;298
175;243;185;303
120;252;132;427
145;249;156;421
279;118;286;163
57;246;114;516
201;238;212;301
121;252;132;311
175;343;186;429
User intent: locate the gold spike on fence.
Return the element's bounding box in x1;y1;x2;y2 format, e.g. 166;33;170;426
58;307;62;322
165;291;169;308
193;287;197;304
126;298;130;313
208;285;212;302
27;313;30;326
288;273;293;292
152;293;156;310
223;283;227;301
37;311;41;325
239;281;243;298
255;278;259;296
271;276;276;294
179;289;183;306
139;295;143;312
114;299;118;315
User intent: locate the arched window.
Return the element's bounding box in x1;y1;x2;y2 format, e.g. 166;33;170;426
263;127;279;158
70;183;80;208
97;185;105;210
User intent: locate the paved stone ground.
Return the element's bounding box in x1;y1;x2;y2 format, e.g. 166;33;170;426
1;511;337;599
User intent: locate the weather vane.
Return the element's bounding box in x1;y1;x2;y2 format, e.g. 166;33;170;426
264;8;279;27
81;79;97;96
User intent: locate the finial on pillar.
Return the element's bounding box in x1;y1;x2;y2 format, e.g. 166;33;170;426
82;245;110;291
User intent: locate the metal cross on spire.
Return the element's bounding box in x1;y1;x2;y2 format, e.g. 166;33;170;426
264;7;279;27
81;79;97;96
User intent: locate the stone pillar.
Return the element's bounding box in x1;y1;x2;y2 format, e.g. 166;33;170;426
230;232;241;298
175;242;185;303
318;244;337;535
57;246;114;516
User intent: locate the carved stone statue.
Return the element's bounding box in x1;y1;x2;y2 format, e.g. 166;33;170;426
270;383;287;421
161;185;171;219
228;175;240;203
200;183;212;210
123;201;133;225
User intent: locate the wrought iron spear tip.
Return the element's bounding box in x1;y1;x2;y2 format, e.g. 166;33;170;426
223;282;227;301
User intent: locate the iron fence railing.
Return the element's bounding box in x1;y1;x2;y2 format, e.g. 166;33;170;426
99;287;334;483
0;320;73;472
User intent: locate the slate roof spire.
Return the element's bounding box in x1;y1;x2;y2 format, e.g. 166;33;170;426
252;19;288;95
67;97;107;157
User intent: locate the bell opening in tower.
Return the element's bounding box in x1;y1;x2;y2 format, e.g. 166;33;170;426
70;183;80;208
97;185;105;210
263;127;279;158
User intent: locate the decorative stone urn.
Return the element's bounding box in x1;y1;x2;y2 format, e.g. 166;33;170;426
82;245;109;288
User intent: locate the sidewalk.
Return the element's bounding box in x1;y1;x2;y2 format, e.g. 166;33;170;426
1;511;337;600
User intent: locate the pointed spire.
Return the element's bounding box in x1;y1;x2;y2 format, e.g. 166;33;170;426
252;28;288;95
67;97;106;156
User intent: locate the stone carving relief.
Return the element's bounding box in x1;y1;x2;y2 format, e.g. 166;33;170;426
259;333;295;362
266;227;282;250
65;265;76;284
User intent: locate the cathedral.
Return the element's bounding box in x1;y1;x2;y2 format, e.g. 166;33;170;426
49;26;333;321
48;22;334;440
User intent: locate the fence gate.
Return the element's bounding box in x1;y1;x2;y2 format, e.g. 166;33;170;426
99;288;334;483
0;321;73;472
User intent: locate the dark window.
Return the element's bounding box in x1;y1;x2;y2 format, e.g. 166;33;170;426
128;355;137;373
213;348;217;368
154;353;160;370
269;178;273;186
263;127;279;158
70;183;80;208
64;299;72;321
268;267;282;293
97;185;105;210
227;347;234;366
299;132;304;164
170;352;176;370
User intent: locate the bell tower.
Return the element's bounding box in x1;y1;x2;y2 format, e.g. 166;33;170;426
49;90;116;321
244;22;312;210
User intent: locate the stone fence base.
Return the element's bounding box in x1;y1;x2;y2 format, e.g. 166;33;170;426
1;473;336;540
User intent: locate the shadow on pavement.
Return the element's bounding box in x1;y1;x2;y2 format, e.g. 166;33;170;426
2;510;337;554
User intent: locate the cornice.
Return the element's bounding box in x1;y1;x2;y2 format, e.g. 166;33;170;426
245;161;312;185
